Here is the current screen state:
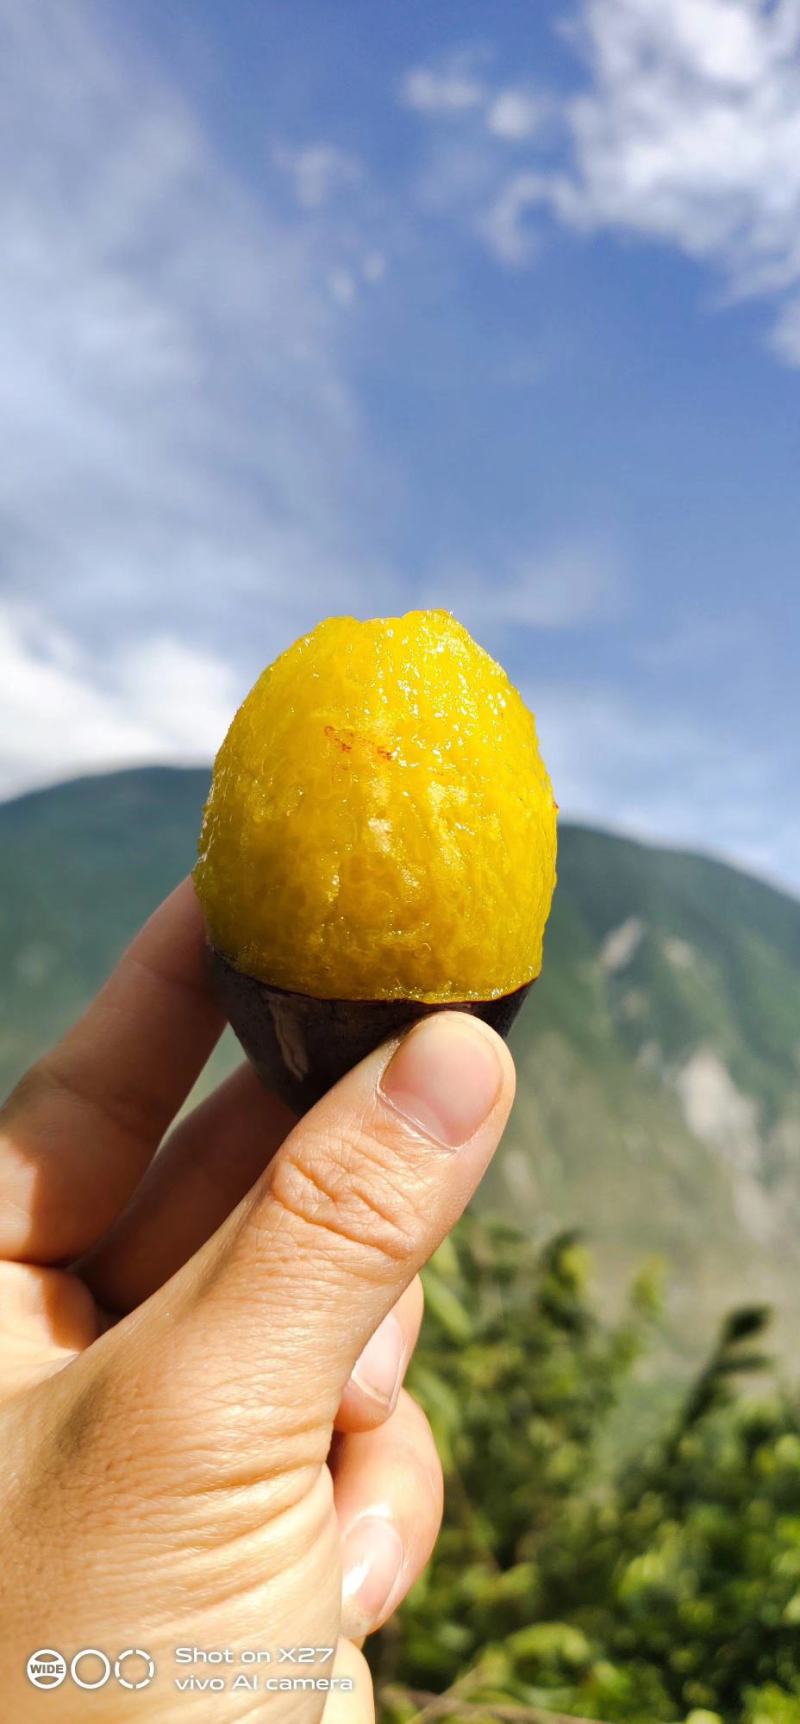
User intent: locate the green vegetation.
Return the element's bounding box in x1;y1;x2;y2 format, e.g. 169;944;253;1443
374;1218;800;1724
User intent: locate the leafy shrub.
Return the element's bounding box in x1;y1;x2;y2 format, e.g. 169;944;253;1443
373;1218;800;1724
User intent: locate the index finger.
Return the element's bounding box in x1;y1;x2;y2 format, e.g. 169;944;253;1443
0;879;224;1264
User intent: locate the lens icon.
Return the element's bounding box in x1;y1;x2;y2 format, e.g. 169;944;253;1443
71;1649;112;1690
26;1649;67;1689
115;1648;156;1689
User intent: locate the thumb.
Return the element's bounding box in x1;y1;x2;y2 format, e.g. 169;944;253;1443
12;1012;515;1692
131;1010;515;1461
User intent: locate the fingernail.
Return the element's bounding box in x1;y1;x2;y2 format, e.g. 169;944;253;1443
341;1512;404;1635
379;1013;503;1149
350;1311;406;1411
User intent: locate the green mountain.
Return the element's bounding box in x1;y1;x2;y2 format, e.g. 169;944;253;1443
1;767;799;1360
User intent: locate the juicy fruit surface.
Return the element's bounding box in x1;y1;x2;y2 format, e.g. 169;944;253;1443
195;611;557;1002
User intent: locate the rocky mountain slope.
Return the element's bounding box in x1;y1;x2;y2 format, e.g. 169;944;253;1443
1;768;798;1360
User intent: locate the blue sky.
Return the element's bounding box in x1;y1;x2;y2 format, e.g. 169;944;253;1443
1;0;798;888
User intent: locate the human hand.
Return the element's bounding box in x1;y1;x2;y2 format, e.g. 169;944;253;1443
0;881;515;1720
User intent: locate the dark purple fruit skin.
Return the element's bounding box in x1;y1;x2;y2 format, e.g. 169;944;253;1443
209;947;532;1115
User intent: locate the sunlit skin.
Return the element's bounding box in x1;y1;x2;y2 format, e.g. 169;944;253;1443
0;881;515;1720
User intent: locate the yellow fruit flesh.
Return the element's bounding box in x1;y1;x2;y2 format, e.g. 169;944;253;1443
195;610;557;1002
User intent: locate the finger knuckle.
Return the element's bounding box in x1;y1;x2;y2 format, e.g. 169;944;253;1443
268;1120;425;1277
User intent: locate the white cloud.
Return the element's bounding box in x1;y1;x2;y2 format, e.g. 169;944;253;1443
478;171;548;264
555;0;800;286
401;60;486;114
0;0;395;793
400;55;553;232
272;141;364;209
402;54;550;148
407;3;800;362
486;89;550;142
0;606;242;794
